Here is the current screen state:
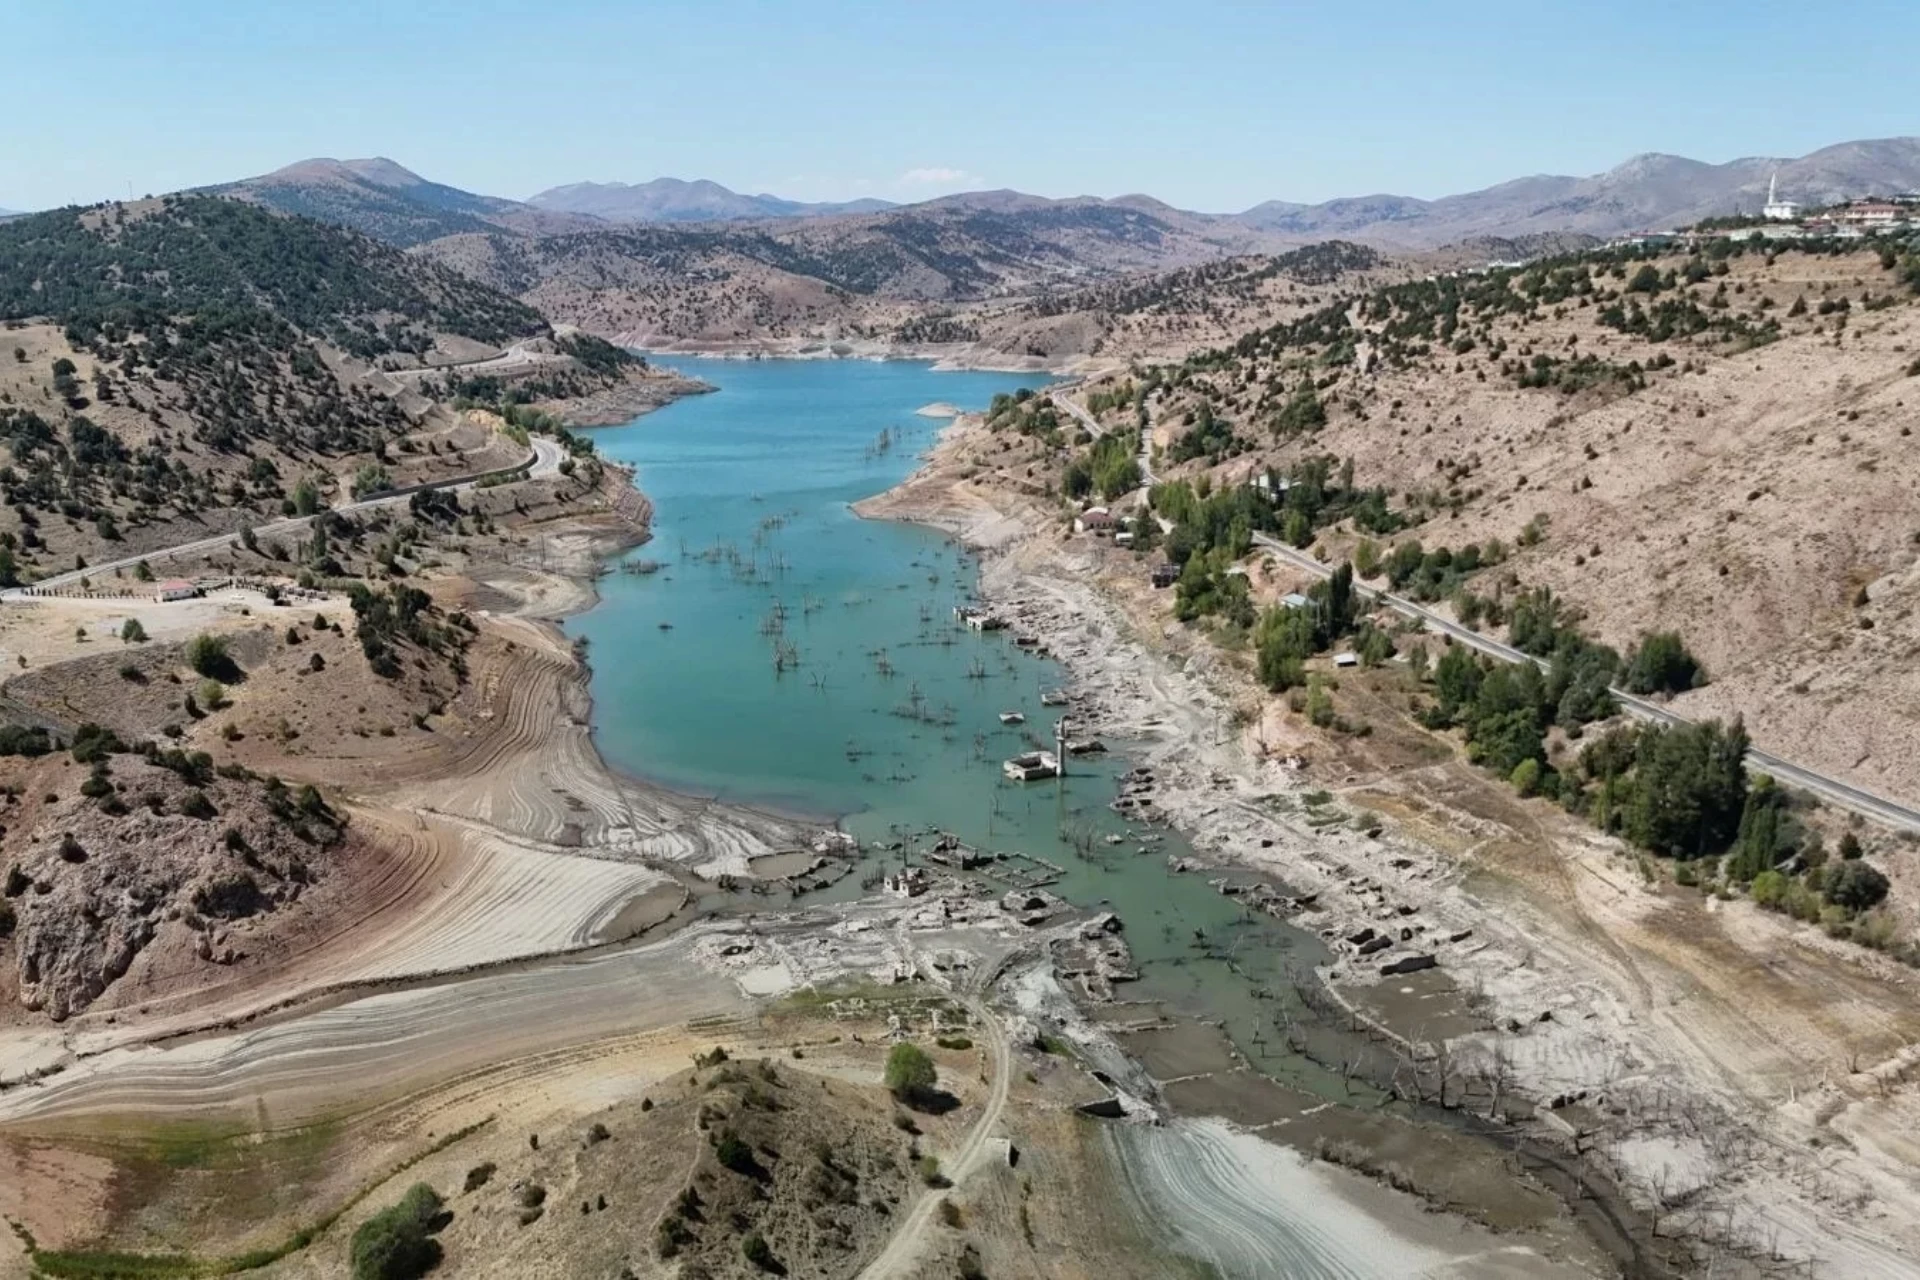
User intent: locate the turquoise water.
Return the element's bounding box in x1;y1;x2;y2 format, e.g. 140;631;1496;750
572;358;1335;1078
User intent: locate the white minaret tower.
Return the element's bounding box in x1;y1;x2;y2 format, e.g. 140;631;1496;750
1763;171;1800;221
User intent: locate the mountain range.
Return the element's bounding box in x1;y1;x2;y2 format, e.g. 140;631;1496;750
1232;138;1920;243
526;177;895;223
207;137;1920;253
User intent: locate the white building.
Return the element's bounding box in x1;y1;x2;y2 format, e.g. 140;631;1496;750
1074;507;1115;535
155;579;198;603
1762;173;1800;222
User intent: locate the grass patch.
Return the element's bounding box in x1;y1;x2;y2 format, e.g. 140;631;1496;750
27;1118;492;1278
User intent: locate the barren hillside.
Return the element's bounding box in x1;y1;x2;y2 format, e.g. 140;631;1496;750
1116;238;1920;803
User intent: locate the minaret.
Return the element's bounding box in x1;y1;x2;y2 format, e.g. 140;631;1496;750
1767;172;1777;209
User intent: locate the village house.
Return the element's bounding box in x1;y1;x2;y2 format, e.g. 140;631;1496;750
1074;506;1115;535
154;579;198;603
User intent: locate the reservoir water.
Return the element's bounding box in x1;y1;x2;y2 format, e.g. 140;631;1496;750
572;358;1335;1072
565;359;1614;1277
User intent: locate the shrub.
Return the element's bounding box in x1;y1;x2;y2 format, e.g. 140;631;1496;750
1825;860;1890;913
349;1182;444;1280
197;678;227;710
120;618;148;643
70;722;124;764
742;1232;775;1271
0;724;53;757
178;789;217;820
884;1042;937;1104
715;1132;756;1175
185;633;238;680
1750;868;1789;908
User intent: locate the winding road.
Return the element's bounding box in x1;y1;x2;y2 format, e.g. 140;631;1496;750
1051;389;1158;488
1251;532;1920;834
4;437;564;598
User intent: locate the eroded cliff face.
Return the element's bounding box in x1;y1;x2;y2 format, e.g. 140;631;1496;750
3;754;346;1021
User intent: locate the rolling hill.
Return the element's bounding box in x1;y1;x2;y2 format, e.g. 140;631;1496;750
207;157;598;248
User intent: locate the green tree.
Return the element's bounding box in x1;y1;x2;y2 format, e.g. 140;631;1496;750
1623;719;1749;858
1727;774;1789;881
1624;631;1705;695
884;1042;938;1105
120;618;147;643
350;1183;444;1280
1282;507;1311;547
1352;537;1381;578
1430;645;1483;725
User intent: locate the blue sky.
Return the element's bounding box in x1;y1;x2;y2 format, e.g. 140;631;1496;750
6;0;1916;213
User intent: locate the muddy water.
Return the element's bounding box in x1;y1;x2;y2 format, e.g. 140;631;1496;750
572;359;1640;1276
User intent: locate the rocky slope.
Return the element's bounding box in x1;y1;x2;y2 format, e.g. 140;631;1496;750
3;747;351;1021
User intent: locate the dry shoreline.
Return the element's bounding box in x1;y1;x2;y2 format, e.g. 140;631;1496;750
858;410;1920;1279
631;337;1124;378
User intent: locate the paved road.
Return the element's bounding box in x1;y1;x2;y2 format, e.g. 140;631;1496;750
1251;532;1920;834
379;339;561;385
5;437;562;597
1051;390;1158;488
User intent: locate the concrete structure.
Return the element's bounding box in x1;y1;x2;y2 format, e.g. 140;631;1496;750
883;867;930;898
955;605;1006;631
154;579;198;602
1003;750;1061;782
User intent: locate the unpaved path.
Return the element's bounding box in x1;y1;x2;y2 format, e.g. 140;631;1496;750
856;994;1011;1280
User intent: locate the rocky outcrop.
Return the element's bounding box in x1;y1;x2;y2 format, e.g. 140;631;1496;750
3;755;345;1020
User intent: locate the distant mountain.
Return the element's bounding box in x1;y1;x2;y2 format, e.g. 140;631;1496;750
207;157;596;248
1228;137;1920;246
526;177;896;223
